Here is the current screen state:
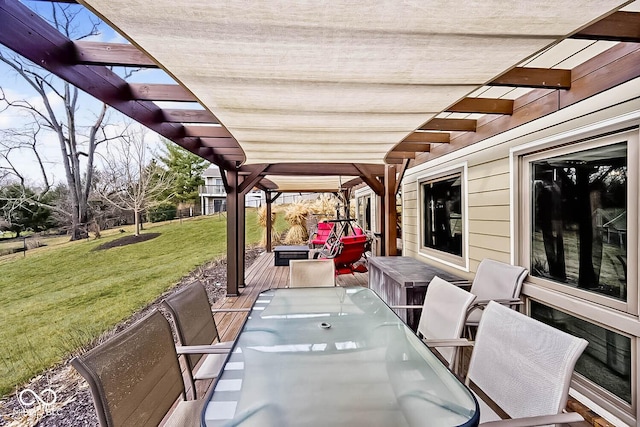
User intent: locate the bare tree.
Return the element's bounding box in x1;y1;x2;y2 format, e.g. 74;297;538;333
95;126;174;236
0;3;122;240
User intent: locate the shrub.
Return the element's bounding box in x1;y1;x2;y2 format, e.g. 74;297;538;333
148;203;177;223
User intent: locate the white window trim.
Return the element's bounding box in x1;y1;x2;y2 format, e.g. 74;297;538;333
416;162;469;272
512;127;638;315
510;114;640;423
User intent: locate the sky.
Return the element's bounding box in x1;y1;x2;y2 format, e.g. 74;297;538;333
0;1;189;189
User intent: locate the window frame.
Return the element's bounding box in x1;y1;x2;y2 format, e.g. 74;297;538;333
517;130;638;314
417;163;469;271
512;125;640;424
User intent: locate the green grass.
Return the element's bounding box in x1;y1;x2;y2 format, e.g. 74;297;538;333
0;209;278;396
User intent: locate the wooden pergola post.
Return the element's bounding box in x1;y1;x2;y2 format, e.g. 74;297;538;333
264;191;282;253
226;169;240;296
384;164;398;256
225;165;268;294
265;190;273;253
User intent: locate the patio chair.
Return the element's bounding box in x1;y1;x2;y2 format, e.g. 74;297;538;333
71;310;213;427
289;259;336;287
309;221;334;248
463;259;528;330
162;282;250;398
394;276;476;371
442;301;588;425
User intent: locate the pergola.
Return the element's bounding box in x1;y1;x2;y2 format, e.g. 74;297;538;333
2;0;639;295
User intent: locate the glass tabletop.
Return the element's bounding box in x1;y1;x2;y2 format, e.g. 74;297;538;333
202;287;479;427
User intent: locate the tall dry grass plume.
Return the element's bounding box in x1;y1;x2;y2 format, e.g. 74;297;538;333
309;194;338;220
284;201;310;245
257;205;280;249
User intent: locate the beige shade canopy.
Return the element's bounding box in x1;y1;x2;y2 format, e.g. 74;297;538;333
79;0;631;192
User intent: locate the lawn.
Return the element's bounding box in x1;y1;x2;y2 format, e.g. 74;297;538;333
0;208;287;396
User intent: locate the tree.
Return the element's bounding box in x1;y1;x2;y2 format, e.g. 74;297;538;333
158;139;208;205
0;3;120;240
95;126;174;236
0;184;55;237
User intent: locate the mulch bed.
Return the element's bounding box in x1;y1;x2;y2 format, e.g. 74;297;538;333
92;233;161;251
0;245;263;427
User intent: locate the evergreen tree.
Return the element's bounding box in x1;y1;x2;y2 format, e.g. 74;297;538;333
158;139;209;204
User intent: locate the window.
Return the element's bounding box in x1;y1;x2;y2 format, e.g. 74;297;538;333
419;167;466;266
357;195;371;231
531;300;631;404
530;143;627;302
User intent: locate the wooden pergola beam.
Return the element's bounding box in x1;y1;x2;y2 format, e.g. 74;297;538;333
353;164;384;196
490;67;572;89
394;159;410;196
262;163;385;177
73;41;158;67
199;137;240;148
162;109;218;124
402;132;450;143
128;83;196;102
386;151;415;159
572;11;640;43
394;142;431;152
447;97;514;115
183;125;233;138
421;118;477;132
238;164;269;194
211;147;244;155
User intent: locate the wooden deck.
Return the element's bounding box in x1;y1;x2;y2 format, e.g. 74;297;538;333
213;251;368;343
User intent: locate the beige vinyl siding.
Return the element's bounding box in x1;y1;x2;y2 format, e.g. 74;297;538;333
469;233;510;252
402;181;419;257
467;172;509;193
467;157;510;178
467;159;511;268
468;189;509;207
468;219;510;237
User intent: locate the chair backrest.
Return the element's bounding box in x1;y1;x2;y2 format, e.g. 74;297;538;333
467;301;588;421
163;282;219;370
311;222;335;244
71;310;184;427
467;259;528;323
289;259;336;287
334;234;368;266
417;276;476;368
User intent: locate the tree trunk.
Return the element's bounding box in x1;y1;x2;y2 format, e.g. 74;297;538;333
576;167;602;289
134;210;141;236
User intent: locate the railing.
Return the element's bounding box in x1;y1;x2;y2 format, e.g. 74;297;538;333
199;184;226;195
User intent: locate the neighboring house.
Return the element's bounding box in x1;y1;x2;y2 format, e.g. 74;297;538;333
199;166;226;215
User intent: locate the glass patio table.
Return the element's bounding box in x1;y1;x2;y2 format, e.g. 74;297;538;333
201;287;479;427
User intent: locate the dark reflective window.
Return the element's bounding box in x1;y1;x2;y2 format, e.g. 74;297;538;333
357;195;371;231
531;143;627;301
531;300;631;403
422;175;462;256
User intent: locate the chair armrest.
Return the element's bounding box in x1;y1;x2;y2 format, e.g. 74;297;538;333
472;298;523;307
450;280;472;290
175;344;232;355
423;338;474;347
390;305;422;310
480;411;584;427
211;308;251;313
